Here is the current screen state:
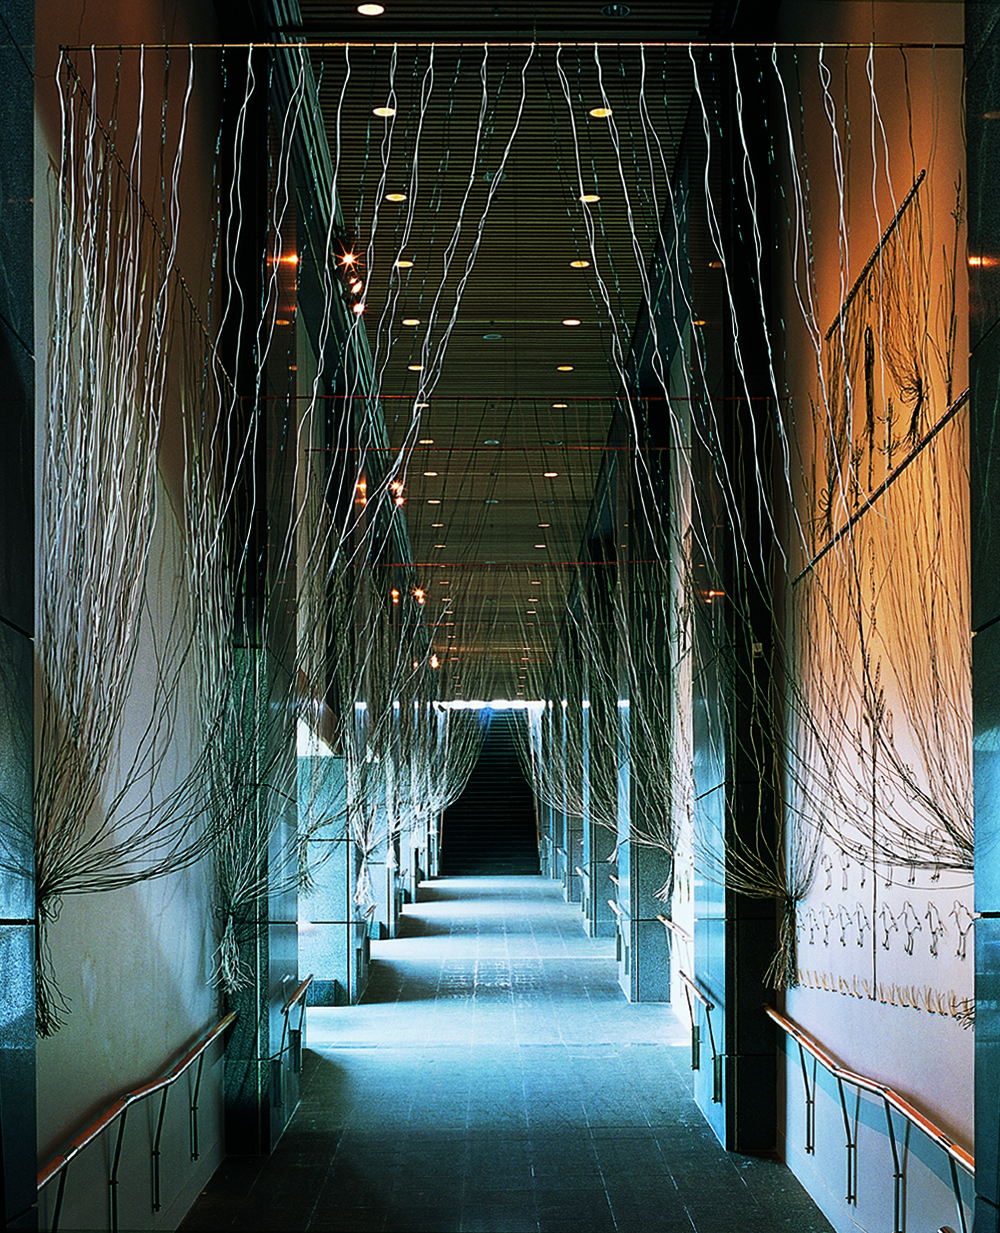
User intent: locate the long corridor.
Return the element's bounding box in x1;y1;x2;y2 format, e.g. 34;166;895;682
181;877;834;1233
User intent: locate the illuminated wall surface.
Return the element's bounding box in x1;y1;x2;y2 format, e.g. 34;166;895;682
3;0;999;1231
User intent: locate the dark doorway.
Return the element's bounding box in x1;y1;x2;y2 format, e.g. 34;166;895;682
439;711;540;876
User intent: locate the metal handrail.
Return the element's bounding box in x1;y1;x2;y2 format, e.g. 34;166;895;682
278;973;313;1080
38;1011;237;1233
281;974;313;1016
677;969;722;1102
678;969;714;1010
656;913;694;945
765;1005;973;1233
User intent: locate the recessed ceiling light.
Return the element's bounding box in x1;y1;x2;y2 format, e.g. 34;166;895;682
408;364;424;371
431;522;444;527
531;580;541;585
570;259;590;268
557;365;573;372
538;523;550;528
534;544;546;549
385;192;407;202
692;318;706;326
484;439;500;445
374;106;395;117
589;107;613;118
424;471;438;476
402;318;420;326
485;499;500;505
562;318;581;326
434;543;447;548
552;402;567;409
428;499;441;504
357;2;384;12
419;438;434;444
395;258;413;268
579;193;600;204
415;403;429;410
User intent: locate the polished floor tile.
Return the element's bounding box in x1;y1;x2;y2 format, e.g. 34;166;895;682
180;876;833;1233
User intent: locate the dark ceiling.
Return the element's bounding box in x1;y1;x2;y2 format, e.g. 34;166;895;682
283;0;727;697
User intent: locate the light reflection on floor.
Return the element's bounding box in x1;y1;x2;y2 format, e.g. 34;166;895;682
181;876;833;1233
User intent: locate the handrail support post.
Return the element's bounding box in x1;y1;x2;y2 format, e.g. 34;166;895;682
151;1087;170;1212
51;1164;68;1233
109;1107;128;1233
947;1155;968;1233
190;1053;206;1162
884;1099;904;1233
835;1075;857;1203
798;1043;816;1155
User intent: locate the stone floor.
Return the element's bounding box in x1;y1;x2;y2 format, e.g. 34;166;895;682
180;875;834;1232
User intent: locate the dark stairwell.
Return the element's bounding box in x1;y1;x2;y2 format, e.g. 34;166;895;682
439;711;540;876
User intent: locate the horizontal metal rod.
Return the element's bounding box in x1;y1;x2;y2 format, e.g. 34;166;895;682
62;41;964;51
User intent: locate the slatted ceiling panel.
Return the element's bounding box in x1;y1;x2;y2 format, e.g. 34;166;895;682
288;1;716;44
293;4;719;692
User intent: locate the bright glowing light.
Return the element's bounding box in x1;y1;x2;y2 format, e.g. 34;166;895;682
374;106;395;117
395;259;413;268
570;259;590;268
352;303;365;314
402;318;421;325
385;192;407;203
543;471;559;478
579;193;600;203
589;106;613;118
557;365;573;372
357;3;384;14
408;363;424;371
552;402;567;409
